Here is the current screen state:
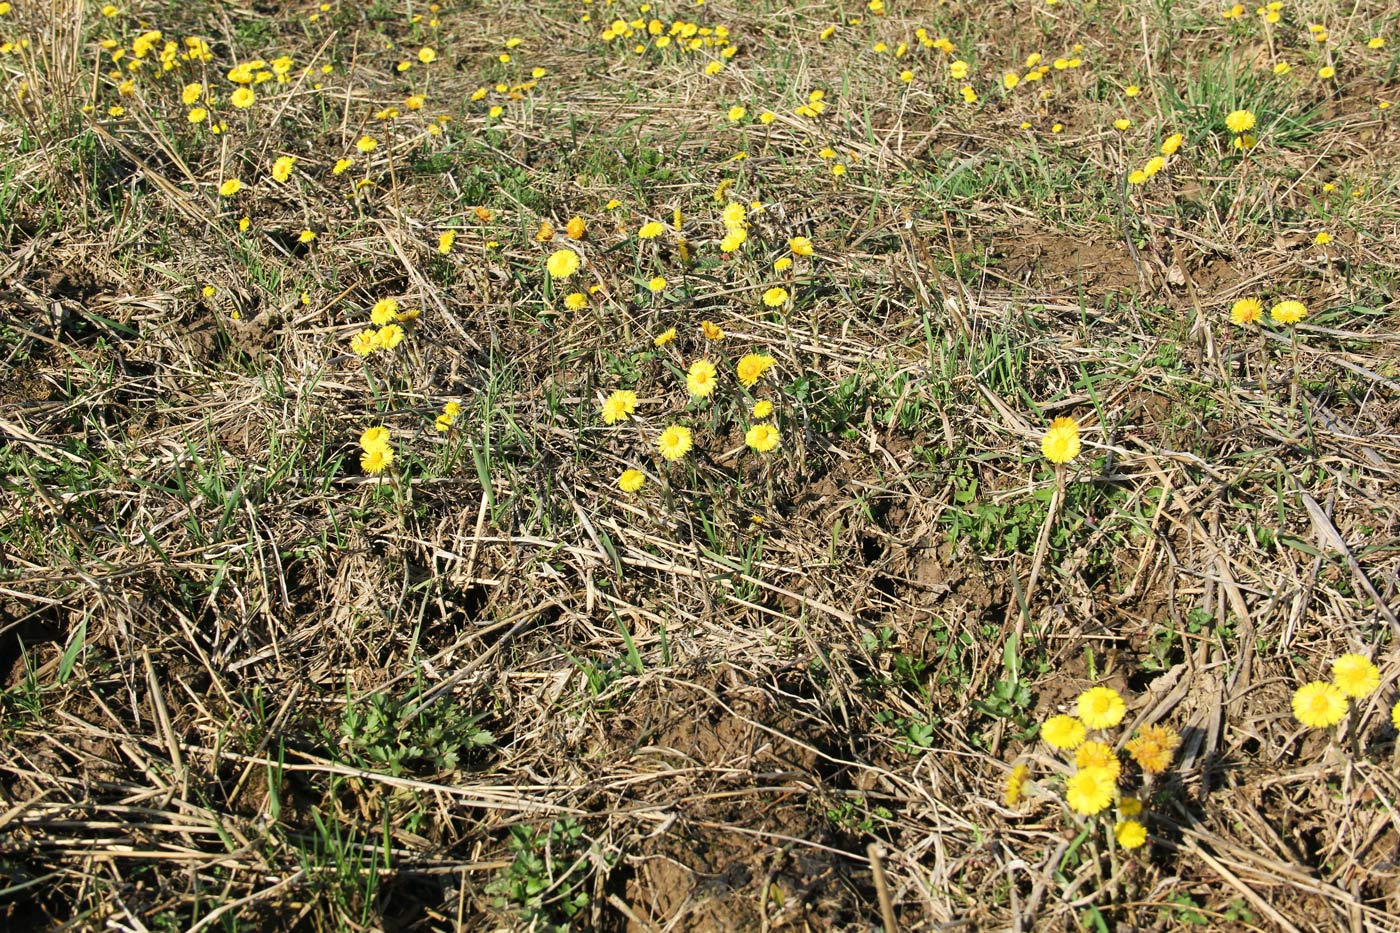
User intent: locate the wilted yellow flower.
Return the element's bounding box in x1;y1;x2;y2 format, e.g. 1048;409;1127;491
1119;796;1143;818
1230;298;1263;325
701;320;725;341
1040;417;1081;464
601;389;639;425
687;359;718;398
1004;763;1029;806
1332;654;1380;698
546;248;581;278
1124;724;1181;773
1074;741;1122;780
1270;300;1307;325
1078;686;1126;729
1114;820;1147;849
1293;681;1348;728
618;468;646;493
1224;109;1256;134
657;424;693;460
1066;766;1116;815
1042;714;1086;750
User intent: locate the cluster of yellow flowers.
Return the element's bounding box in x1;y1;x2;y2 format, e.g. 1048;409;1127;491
1291;653;1387;729
1229;297;1308;326
1012;686;1180;852
597;13;736;65
1127;133;1186;185
358;426;394;475
350;298;417;357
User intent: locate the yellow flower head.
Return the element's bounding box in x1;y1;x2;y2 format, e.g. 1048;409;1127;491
182;82;203;105
418;46;436;64
1230;298;1263;325
657;424;693;461
654;327;677;347
752;399;773;419
1292;681;1348;728
1161;133;1184;156
546;248;581;279
1074;741;1122;780
736;353;777;388
370;298;399;325
638;221;666;240
360;446;393;474
333;158;354;175
1124;723;1181;773
745;423;780;453
1270;300;1307;325
270;155;296;183
438;230;456;254
1332;654;1380;699
356;135;378;153
359;426;391;452
701;320;725;341
566;216;586;240
601;389;639;424
1042;714;1086;750
618;468;646;493
1077;686;1126;729
1114;819;1148;849
1065;766;1117;816
350;329;377;356
949;60;969;79
375;323;405;350
1392;699;1400;731
1224;109;1256;134
1118;796;1143;818
687;359;718;398
564;292;588;311
1004;763;1030;807
1040;417;1081;464
298;229;317;243
647;275;667;294
789;236;814;256
219;178;243;197
762;286;790;308
230;87;255;109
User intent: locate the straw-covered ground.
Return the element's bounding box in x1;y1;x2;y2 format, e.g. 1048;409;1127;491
3;0;1400;929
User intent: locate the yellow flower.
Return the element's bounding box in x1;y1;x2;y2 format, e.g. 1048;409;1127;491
1143;156;1166;177
371;298;399;325
356;135;378;153
1065;766;1116;816
736;353;776;388
1224;109;1256;134
1114;819;1148;849
187;107;208;123
601;389;639;424
1040;417;1081;464
418;46;436;64
701;320;725;341
618;469;646;493
1317;65;1335;79
1128;170;1148;185
1004;763;1029;806
900;70;915;84
219;178;243;197
1161;133;1184;155
762;286;790;307
182;82;203;105
1113;118;1132;131
298;229;316;243
230;87;255;109
687;359;718;397
654;327;677;346
1392;698;1400;731
359;426;391;452
1125;84;1141;97
442;401;462;419
774;256;793;272
434;413;454;432
360;446;393;474
647;275;668;294
788;236;814;256
546;248;581;279
1074;741;1122;780
201;285;217;298
960;86;978;105
438;230;456;254
1042;714;1086;750
1313;231;1332;245
1270;300;1307;325
1292;681;1348;728
1369;37;1387;50
564;292;588;311
1118;796;1143;818
1230;298;1263;325
376;324;405;350
752;399;773;419
1003;72;1019;89
637;221;666;239
566;216;586;240
333;158;354;175
745;423;780;453
1273;61;1292;75
1332;654;1380;698
657;424;693;461
270;155;296;183
949;60;969;79
727;105;746;121
1078;686;1126;729
238;217;250;232
1124;724;1181;773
